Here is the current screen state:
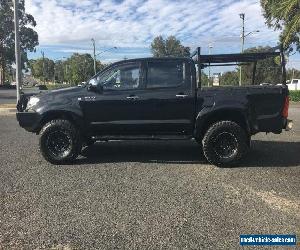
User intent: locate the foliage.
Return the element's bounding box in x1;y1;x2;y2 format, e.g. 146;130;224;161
64;53;95;85
54;60;64;83
151;35;190;57
203;46;285;86
4;64;14;83
289;90;300;101
0;0;39;84
242;46;282;84
261;0;300;51
29;58;55;82
64;54;105;85
287;68;300;79
29;54;106;85
201;72;209;86
45;84;71;90
220;71;239;86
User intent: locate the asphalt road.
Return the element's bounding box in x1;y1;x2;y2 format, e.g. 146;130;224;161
0;89;16;105
0;107;299;249
0;88;47;105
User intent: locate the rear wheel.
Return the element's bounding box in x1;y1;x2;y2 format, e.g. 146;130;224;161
202;121;248;166
39;119;82;164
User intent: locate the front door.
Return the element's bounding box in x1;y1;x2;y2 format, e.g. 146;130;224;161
80;62;145;135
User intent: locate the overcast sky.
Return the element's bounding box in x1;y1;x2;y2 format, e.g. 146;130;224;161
25;0;300;68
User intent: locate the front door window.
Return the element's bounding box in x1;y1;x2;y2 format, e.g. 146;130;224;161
91;63;140;90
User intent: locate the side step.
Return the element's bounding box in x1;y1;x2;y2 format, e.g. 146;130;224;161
91;135;193;141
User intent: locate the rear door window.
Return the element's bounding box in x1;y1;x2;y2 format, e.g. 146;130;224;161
147;61;185;88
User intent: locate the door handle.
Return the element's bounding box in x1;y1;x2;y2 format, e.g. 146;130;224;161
176;94;188;98
126;95;139;100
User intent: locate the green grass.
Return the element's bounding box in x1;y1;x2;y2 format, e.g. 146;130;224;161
289;91;300;102
45;84;72;90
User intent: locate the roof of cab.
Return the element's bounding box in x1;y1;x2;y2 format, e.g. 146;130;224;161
111;57;193;65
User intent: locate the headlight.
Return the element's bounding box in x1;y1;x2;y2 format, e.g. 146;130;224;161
27;96;40;109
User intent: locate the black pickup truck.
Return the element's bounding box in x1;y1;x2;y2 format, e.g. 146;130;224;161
16;47;292;166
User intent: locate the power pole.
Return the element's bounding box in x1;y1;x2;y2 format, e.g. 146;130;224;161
239;13;245;86
65;64;69;84
13;0;22;102
41;51;45;84
208;43;213;87
91;38;96;75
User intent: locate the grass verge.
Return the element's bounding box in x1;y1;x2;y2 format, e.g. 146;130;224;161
45;84;72;90
290;91;300;102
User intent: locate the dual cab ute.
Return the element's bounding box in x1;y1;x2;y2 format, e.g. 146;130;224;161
16;47;292;166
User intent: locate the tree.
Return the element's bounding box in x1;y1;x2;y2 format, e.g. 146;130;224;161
54;60;65;83
65;53;95;85
200;72;209;86
29;54;107;85
261;0;300;51
242;46;282;84
0;0;39;84
96;60;106;73
209;46;282;86
29;58;55;82
151;35;190;57
220;71;239;86
287;68;300;79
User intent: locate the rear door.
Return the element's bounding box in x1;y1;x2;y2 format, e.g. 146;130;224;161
139;59;195;135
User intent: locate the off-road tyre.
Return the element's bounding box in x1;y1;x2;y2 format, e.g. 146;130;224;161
39;119;82;164
202;121;248;166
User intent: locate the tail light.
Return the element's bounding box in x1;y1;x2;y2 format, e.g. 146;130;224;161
282;96;289;118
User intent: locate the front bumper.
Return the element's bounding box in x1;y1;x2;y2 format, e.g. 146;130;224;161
16;111;41;132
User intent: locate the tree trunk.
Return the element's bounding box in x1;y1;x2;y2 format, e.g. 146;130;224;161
0;51;5;85
0;48;4;85
0;64;4;85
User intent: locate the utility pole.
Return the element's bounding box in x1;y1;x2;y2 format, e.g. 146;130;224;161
208;43;213;87
239;13;245;86
13;0;22;102
41;51;45;84
91;38;96;75
64;64;69;84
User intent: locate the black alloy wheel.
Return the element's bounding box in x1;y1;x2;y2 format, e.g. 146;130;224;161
202;121;249;166
39;119;82;164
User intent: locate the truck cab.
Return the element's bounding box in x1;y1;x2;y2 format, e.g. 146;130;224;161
82;58;196;137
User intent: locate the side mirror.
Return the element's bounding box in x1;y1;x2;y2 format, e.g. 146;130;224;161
88;84;103;94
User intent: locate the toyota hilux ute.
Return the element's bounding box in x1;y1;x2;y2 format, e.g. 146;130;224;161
16;46;293;166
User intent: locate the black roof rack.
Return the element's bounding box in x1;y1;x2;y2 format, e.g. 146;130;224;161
190;45;287;88
191;51;280;64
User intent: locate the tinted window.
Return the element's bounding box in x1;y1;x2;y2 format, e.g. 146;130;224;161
147;61;184;88
94;63;140;90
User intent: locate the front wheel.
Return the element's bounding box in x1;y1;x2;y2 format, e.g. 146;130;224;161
202;121;249;166
39;119;82;164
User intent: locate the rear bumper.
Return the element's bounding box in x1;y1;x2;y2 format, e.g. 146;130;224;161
16;112;41;132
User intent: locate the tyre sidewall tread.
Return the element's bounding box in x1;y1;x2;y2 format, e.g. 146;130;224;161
39;119;81;164
202;121;248;167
